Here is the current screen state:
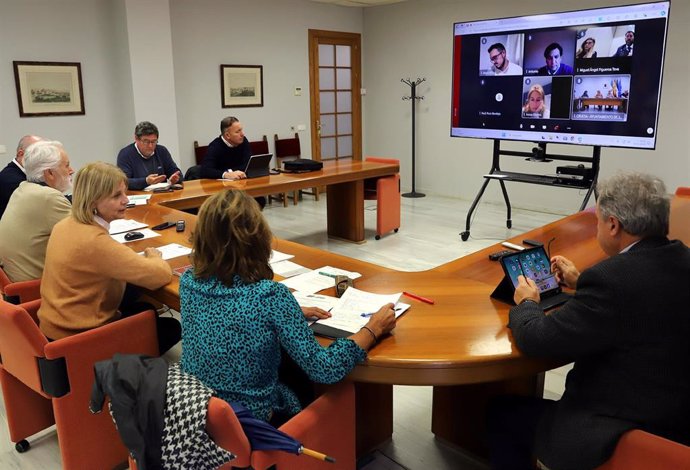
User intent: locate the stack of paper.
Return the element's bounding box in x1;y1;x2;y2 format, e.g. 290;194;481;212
127;194;151;206
308;287;409;338
143;182;171;191
280;266;361;294
109;219;148;235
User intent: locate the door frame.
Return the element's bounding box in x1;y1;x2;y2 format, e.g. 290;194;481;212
308;29;362;162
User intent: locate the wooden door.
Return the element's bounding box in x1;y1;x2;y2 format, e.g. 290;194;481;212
308;30;362;162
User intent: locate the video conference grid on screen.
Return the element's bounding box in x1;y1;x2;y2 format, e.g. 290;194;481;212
450;2;669;149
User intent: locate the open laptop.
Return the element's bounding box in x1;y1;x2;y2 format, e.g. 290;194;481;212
243;153;272;179
500;246;571;310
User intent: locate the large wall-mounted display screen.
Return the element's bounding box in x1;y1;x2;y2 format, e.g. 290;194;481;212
450;2;670;149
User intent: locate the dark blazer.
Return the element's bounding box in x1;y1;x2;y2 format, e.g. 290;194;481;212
509;237;690;470
0;161;26;219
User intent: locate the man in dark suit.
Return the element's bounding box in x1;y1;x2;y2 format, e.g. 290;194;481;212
614;31;634;57
488;172;690;470
0;135;42;219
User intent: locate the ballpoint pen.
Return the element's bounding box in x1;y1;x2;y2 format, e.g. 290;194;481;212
318;271;338;279
361;307;402;317
403;291;435;305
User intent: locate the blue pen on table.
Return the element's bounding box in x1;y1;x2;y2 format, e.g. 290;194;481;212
318;271;339;279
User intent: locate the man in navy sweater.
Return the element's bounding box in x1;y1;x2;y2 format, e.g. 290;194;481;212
201;116;265;207
117;121;181;190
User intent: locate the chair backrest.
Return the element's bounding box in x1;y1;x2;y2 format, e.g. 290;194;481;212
274;133;301;160
0;266;12;292
184;164;202;181
194;140;209;165
206;397;252;468
249;135;269;156
0;299;49;395
595;429;690;470
0;265;41;304
675;186;690;196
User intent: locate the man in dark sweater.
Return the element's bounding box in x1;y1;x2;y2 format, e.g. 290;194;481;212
117;121;181;190
201;116;265;207
488;172;690;470
0;135;42;219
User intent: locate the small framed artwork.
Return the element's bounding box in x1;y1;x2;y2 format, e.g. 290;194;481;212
13;61;85;117
221;64;264;108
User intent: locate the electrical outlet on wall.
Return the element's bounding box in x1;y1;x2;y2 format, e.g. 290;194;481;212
0;145;6;155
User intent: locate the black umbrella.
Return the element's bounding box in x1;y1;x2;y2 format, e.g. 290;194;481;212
229;401;335;463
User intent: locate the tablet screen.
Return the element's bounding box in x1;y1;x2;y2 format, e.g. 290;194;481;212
501;247;559;294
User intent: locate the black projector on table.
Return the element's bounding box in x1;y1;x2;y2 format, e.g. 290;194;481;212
283;158;323;172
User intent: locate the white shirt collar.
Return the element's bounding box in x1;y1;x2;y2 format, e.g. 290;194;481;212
221;135;237;148
620;239;641;253
94;214;110;231
13;158;26;174
134;142;154;159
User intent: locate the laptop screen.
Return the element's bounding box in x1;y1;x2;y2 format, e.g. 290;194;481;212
500;246;560;295
243;153;272;178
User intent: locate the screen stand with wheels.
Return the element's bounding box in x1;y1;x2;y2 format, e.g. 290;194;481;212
460;139;600;241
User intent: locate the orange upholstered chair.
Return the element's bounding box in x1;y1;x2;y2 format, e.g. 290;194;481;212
128;382;354;470
364;157;401;240
0;299;158;469
0;266;40;304
595;429;690;470
251;381;356;470
128;396;252;470
675;186;690;196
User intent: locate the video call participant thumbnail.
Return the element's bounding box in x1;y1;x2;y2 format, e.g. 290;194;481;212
538;43;573;76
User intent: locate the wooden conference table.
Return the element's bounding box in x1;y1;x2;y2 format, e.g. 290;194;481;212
147;159;399;243
127;172;690;457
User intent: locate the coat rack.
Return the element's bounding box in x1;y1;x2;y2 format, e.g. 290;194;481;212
401;77;426;198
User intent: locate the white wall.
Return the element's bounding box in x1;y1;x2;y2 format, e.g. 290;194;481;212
169;0;364;170
125;0;180;159
1;0;687;216
362;0;690;213
0;0;135;167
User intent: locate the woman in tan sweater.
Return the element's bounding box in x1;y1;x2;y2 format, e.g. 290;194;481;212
38;162;180;352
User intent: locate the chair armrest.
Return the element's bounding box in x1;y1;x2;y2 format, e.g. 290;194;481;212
45;309;159;363
595;429;690;470
4;278;41;303
251;382;356;470
20;298;42;324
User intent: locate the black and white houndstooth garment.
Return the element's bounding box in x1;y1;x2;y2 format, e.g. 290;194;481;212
160;363;236;469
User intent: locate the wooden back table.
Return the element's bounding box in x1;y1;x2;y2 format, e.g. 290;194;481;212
137;159;399;243
125;194;690;457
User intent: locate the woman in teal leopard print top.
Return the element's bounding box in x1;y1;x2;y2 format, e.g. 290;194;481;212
180;189;396;422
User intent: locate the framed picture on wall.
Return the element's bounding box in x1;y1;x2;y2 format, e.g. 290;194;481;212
221;64;264;108
13;61;85;117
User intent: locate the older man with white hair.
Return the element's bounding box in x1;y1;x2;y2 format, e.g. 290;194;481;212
0;140;74;281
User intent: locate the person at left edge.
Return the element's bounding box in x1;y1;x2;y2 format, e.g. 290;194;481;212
0;134;43;219
117;121;181;190
0;140;73;282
